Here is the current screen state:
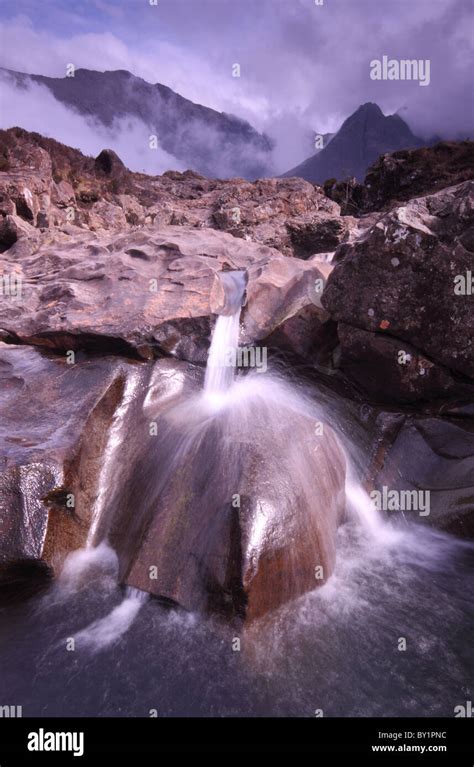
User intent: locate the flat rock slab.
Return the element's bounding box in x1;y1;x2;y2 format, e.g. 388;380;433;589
0;226;327;363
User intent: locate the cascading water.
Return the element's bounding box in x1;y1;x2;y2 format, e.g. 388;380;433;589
87;370;143;548
3;271;471;715
55;271;248;647
204;270;246;397
108;268;350;620
75;269;385;624
55;370;149;650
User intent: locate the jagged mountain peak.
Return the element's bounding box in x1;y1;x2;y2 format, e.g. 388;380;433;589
284;102;424;183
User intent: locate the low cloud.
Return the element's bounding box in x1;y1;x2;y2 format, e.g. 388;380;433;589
0;74;184;174
0;1;472;175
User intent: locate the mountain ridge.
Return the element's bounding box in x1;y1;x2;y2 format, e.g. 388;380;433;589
0;66;274;180
283;102;426;183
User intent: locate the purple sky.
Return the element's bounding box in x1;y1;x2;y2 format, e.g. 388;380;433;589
0;0;472;168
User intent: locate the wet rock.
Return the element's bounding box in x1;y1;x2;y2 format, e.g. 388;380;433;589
370;412;474;537
107;362;346;622
0;345;139;586
336;324;474;404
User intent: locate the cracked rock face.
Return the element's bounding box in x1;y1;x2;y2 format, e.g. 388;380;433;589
322;181;474;402
0;127;359;258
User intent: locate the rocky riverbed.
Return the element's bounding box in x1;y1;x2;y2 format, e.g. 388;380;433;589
0;127;473;617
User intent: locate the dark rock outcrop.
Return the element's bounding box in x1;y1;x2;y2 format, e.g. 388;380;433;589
323;181;474;402
362;140;474;213
336;324;472;404
366;406;474;537
324;140;474;216
94;148;126;177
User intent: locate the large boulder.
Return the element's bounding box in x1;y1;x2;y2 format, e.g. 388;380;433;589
336;324;474;404
0;344;140;592
104;364;346;622
0;351;346;622
323;141;474;216
323;181;474;402
242;256;330;344
362;140;474;213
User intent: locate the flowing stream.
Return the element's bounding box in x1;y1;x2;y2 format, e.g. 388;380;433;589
0;271;472;716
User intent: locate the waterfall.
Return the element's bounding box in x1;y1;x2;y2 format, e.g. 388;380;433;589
63;267;387;636
344;473;402;545
86;369;142;548
204;270;246;397
57;372;148;649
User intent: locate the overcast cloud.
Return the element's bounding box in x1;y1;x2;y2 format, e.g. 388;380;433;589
0;0;472;170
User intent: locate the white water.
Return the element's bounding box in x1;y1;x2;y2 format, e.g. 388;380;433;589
344;474;402;545
62;270;248;649
54;369;149;649
204;270;246;397
55;541;148;651
87;369;142;547
58;542;119;593
3;278;471;715
74;587;148;651
60;267;394;651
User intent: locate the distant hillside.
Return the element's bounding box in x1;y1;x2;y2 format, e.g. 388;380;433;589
284;102;425;183
0;67;274;180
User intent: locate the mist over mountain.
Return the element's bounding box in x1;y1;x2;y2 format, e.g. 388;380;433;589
0;67;274;180
0;67;434;187
283;103;426;183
